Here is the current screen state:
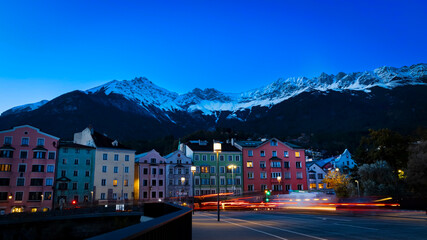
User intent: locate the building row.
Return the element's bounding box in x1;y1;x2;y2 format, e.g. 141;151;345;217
0;125;317;214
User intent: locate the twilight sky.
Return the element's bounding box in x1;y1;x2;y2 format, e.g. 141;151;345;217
0;0;426;113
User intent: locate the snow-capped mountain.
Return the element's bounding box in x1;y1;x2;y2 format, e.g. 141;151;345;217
84;63;426;116
2;100;49;116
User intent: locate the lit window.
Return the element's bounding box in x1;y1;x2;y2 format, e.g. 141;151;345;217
113;179;118;186
247;161;253;168
295;152;300;158
201;166;209;173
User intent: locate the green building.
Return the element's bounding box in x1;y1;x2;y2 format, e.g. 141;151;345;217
55;142;96;206
183;140;242;196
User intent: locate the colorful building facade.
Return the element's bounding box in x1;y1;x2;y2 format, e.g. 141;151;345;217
183;140;243;196
235;138;307;194
74;127;135;204
134;150;166;202
0;125;59;214
55;142;96;206
163;150;192;200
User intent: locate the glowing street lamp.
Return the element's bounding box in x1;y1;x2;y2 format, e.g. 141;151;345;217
277;176;282;193
181;177;186;204
213;141;221;221
191;166;197;215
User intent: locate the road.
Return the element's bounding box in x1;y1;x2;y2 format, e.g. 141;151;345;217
192;210;427;240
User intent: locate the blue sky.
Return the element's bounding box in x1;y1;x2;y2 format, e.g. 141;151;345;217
0;0;426;113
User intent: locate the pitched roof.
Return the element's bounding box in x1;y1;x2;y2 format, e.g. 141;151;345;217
314;156;336;168
91;131;133;150
236;138;303;149
186;141;240;152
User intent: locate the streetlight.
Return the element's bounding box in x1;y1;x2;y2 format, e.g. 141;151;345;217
181;177;186;204
277;176;282;193
355;180;360;197
228;164;236;194
335;168;339;172
191;166;196;215
213;141;222;222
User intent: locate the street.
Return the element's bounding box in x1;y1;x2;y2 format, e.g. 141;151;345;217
192;210;427;240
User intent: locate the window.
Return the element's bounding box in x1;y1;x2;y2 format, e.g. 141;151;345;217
178;168;182;174
194;155;199;161
33;151;46;159
271;140;278;146
17;178;25;186
210;166;215;173
58;183;68;190
318;183;324;189
296;172;303;179
100;193;106;200
46;165;54;173
21;137;29;146
75;148;80;153
0;164;12;172
143;168;148;174
113;179;118;187
143;192;148;198
0;150;13;158
195;178;200;185
273;185;282;191
220;166;225;173
125;167;129;173
15;192;23;201
151;158;156;164
247;161;253;168
220;178;225;185
297;184;303;190
45;178;53;186
37;138;45;146
219;155;224;161
114;154;119;161
309;173;316;179
271;161;281;168
73;170;78;177
260;161;266;168
271;172;281;178
247;172;254;179
260;151;265;157
261;184;267;191
4;136;12;145
284;161;290;168
295;152;301;158
61;170;66;177
236;178;241;185
201;166;209;173
284;172;291;179
260;172;267;179
317;173;323;179
210;155;215;161
210;178;215;185
272;151;277;157
235;155;240;161
0;178;10;186
125;155;129;161
247;185;254;191
152;179;156;186
103;154;108;160
283;151;289;157
143;180;147;186
20;151;28;159
48;152;55;159
152;191;156;198
101;179;106;186
285;184;291;191
228;155;232;161
152;168;156;175
236;166;241;173
124;193;129;199
296;162;302;168
248;150;253;157
32;165;44;172
85;171;90;177
227;178;232;185
310;183;317;189
114;167;118;173
202;155;207;161
102;166;107;172
18;164;26;172
28;192;43;201
84;183;89;190
158;180;162;186
30;178;43;186
74;159;79;165
62;159;67;164
63;148;68;153
201;178;209;185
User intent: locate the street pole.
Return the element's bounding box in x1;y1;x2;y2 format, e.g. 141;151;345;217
192;169;195;214
214;141;221;222
355;180;360;197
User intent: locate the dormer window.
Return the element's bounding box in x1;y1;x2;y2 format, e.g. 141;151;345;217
112;140;118;147
4;137;12;145
151;158;156;164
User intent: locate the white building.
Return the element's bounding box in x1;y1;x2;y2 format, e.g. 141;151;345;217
306;162;327;190
163;150;193;199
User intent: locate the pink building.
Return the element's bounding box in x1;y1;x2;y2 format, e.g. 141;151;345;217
0;125;59;214
134;150;166;202
235;138;307;194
